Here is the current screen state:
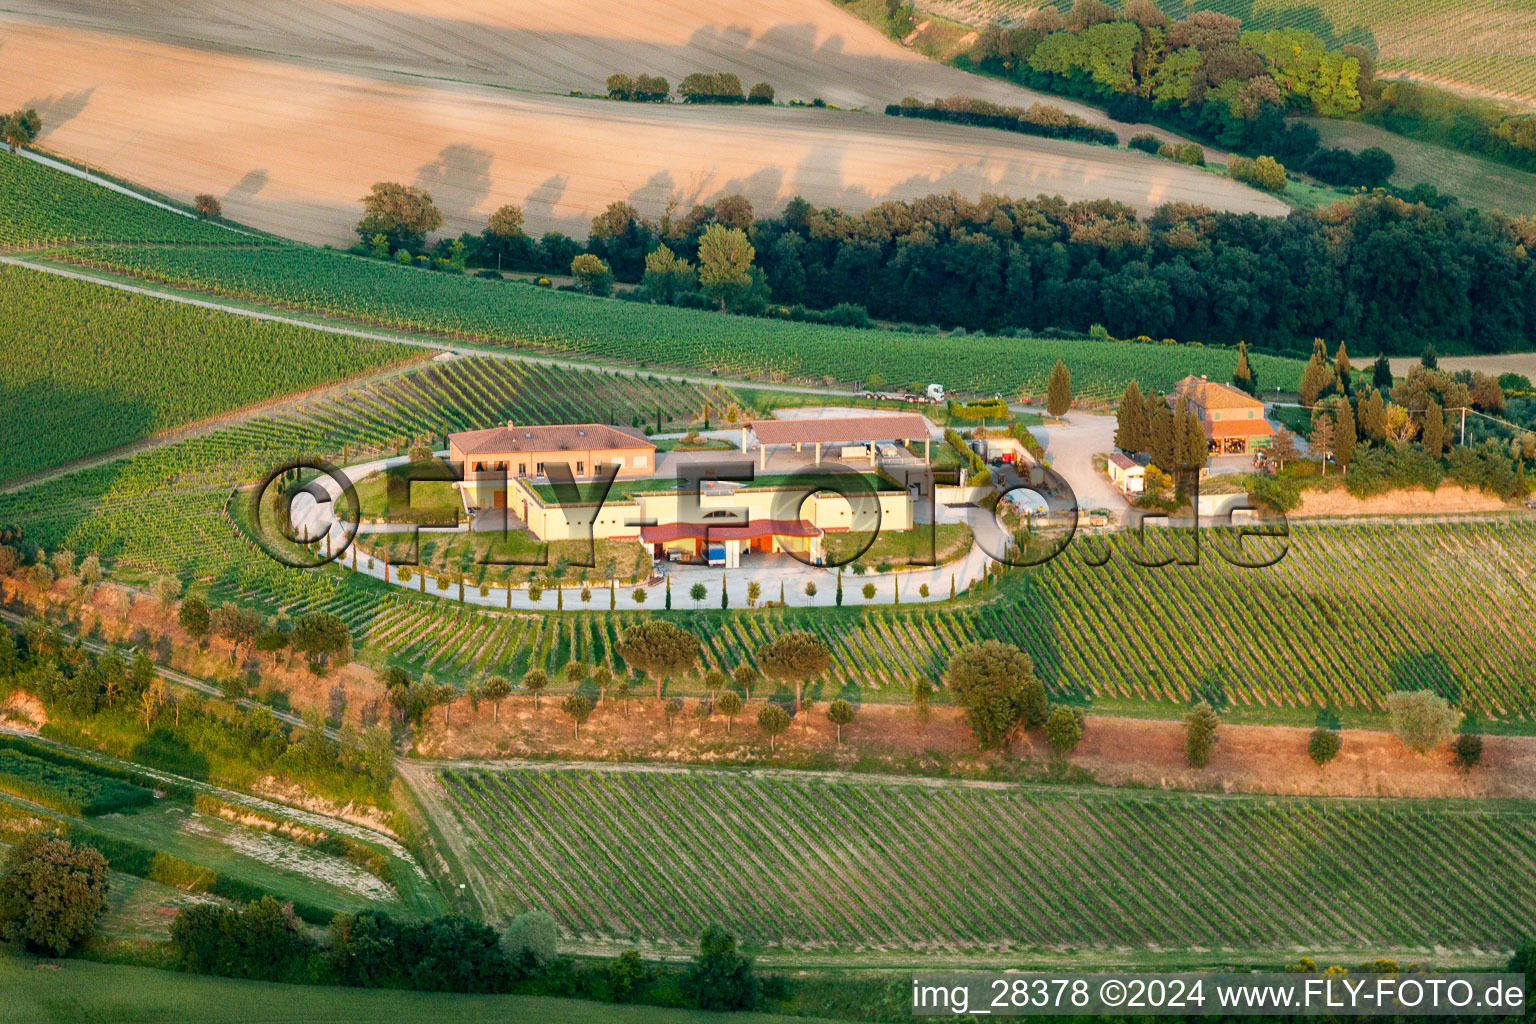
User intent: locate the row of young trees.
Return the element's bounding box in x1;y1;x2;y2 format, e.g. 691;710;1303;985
358;182;1536;356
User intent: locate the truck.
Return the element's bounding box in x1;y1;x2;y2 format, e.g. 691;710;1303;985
857;383;946;404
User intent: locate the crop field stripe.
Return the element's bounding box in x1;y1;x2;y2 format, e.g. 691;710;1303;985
432;768;1536;951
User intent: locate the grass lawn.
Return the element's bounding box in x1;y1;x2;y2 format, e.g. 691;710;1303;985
824;523;972;568
357;530;652;586
0;956;820;1024
351;462;461;521
1271;404;1311;435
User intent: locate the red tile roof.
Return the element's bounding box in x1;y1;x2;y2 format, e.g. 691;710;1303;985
640;519;822;543
1205;418;1275;439
748;415;930;446
1172;375;1265;412
450;422;653;455
1108;452;1140;470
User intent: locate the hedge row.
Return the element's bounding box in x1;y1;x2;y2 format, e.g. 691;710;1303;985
0;747;154;816
885;101;1117;147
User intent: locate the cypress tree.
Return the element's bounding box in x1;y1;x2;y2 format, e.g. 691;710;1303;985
1299;354;1330;407
1421;343;1438;370
1334;400;1356;474
721;573;729;609
1333;340;1353;396
1149;400;1176;472
1115;380;1148;453
1181;406;1208;470
1422;399;1446;459
1371;354;1393;391
1046;360;1072;419
1360;387;1387;442
1232;341;1256;395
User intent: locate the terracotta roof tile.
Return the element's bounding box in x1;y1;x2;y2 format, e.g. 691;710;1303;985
450;423;654;456
1172;375;1265;412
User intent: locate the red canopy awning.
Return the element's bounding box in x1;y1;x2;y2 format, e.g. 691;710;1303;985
640;519;822;543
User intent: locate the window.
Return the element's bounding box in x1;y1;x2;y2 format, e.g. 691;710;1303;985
535;462;545;475
632;455;646;467
577;461;585;474
517;463;526;477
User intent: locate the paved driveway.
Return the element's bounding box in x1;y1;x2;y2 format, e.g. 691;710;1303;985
1025;413;1129;518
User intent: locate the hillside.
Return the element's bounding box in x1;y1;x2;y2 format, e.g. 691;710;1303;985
0;15;1286;245
5;0;1115;114
915;0;1536;107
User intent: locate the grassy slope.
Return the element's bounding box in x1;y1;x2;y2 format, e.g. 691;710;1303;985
0;956;818;1024
1311;119;1536;216
0;265;419;483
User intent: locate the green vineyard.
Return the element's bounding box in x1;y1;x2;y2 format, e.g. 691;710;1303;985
0;152;255;248
0;356;727;589
0;266;419;482
57;243;1307;400
432;766;1536;952
5;348;1532;716
204;518;1536;717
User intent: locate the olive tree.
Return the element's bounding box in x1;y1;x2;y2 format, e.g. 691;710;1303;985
1385;689;1460;755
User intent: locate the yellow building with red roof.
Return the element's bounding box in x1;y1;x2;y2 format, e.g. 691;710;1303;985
1170;375;1274;455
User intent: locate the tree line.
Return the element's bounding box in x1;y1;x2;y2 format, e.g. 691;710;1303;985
355;185;1536;358
604;71;774;105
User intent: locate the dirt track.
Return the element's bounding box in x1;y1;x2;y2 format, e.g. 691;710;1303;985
0;14;1287;244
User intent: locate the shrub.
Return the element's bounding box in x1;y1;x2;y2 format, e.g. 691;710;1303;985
748;82;775;104
885;96;1118;146
1307;727;1341;766
1228;155;1288;192
1128;132;1161;154
1184;701;1220;767
679;71;745;104
502;910;559;970
1043;705;1085;756
1385;689;1460;754
947;640;1046;750
1453;732;1483;770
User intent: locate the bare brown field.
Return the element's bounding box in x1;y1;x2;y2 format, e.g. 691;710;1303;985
1390;352;1536;380
0;21;1286;245
5;0;1117;117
